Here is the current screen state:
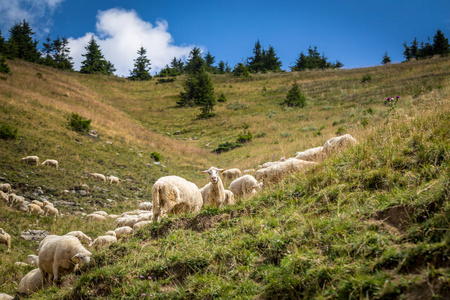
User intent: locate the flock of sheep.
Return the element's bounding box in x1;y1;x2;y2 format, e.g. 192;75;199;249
0;134;357;298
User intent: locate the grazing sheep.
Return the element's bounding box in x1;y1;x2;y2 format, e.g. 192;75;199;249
43;205;59;218
120;209;149;217
152;175;203;222
65;231;92;245
114;226;133;239
43;200;53;207
323;134;357;155
37;235;92;284
294;146;325;161
86;213;106;222
200;167;226;207
223;190;235;205
107;175;119;185
107;214;119;219
229;175;261;198
0;293;14;300
21;156;40;166
105;231;116;237
28;203;44;216
27;254;39;266
19;268;43;294
115;216;139;228
260;158;317;186
87;173;106;183
0;190;8;203
0;228;11;252
138;212;153;222
243;169;255;174
133;221;151;229
92;211;108;217
8;193;24;208
222;168;242;181
89;235;117;250
31;200;44;208
0;183;12;193
41;159;59;170
138;201;152;211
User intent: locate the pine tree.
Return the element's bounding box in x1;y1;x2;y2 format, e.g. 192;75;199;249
233;63;250;77
403;42;412;61
381;52;391;65
4;20;40;62
80;36;114;75
184;47;204;74
263;45;282;72
247;40;264;72
291;46;342;71
433;29;450;56
410;38;419;59
196;67;216;119
42;35;55;67
53;36;74;70
0;56;11;75
283;83;306;107
129;46;152;81
0;30;6;53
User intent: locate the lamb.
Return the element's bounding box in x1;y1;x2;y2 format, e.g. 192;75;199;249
87;173;106;183
229;175;261;198
19;268;43;294
86;213;106;222
323;134;357;155
43;200;53;207
152;175;203;222
0;183;12;193
28;203;44;216
107;175;119;185
294;146;325;161
138;201;152;211
8;193;24;208
37;235;92;284
114;226;134;239
222;168;242;181
41;159;59;170
89;235;117;250
223;190;235;205
21;156;40;166
43;205;59;218
200;167;226;207
27;254;39;266
0;228;11;252
0;190;8;203
31;200;44;207
65;231;92;245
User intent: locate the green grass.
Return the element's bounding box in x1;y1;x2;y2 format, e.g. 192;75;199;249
0;57;449;299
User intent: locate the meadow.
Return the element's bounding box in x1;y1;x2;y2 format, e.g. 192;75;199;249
0;56;448;299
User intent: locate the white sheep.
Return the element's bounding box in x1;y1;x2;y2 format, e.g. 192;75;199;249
105;231;117;237
152;175;203;222
65;231;93;245
28;203;44;216
31;200;44;207
114;226;134;238
106;175;119;185
8;193;24;208
0;190;8;203
41;159;59;170
133;221;152;229
222;168;242;181
43;200;53;207
115;216;139;228
0;293;14;300
38;235;92;284
87;173;106;183
107;214;119;219
0;228;11;252
88;235;117;250
92;210;108;217
200;167;226;207
243;169;255;174
138;212;153;222
259;158;317;186
19;268;43;294
43;205;58;218
323;134;357;155
229;175;261;198
223;190;235;205
21;156;40;166
138;201;152;211
86;213;106;222
27;254;39;266
294;146;325;161
0;183;12;193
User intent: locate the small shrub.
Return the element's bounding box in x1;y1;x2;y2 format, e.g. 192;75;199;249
360;117;369;127
150;152;162;162
67;113;91;133
156;77;176;84
361;74;372;83
314;131;322;136
0;124;18;140
217;93;227;103
213;142;241;153
283;83;306;107
255;132;266;138
280;132;292;138
0;57;11;75
237;131;253;144
233;63;250;77
227;102;248;111
36;72;43;79
336;126;347;135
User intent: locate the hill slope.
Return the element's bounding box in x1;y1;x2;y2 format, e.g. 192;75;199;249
0;57;449;299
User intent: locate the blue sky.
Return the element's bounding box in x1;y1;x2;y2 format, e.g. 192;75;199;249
1;0;449;76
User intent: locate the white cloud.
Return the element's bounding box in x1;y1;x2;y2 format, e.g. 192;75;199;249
68;8;196;77
0;0;65;34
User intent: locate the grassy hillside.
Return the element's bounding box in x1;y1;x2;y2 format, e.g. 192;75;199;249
0;57;449;299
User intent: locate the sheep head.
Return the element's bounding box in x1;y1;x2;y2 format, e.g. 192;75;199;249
72;252;92;267
201;167;225;184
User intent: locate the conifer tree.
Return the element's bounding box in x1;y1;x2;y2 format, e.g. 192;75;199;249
0;30;6;53
263;45;282;72
4;20;40;62
129;46;152;80
80;36;115;75
184;47;204;74
247;40;264;72
291;46;342;71
283;83;306;107
53;36;73;70
381;52;391;65
433;29;450;56
42;35;55;67
0;56;11;75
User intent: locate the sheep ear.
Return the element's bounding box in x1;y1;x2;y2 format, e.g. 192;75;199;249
72;254;79;263
218;169;225;173
201;170;209;174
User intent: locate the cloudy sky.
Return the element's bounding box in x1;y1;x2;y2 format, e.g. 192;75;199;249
1;0;449;77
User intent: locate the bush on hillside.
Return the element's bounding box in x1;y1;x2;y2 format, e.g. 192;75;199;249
0;57;11;75
67;113;91;133
0;124;18;140
283;83;306;107
150;152;162;162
